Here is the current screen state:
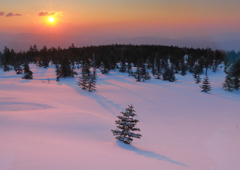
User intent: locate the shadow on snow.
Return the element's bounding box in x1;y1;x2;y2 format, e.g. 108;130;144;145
117;140;189;167
57;77;124;115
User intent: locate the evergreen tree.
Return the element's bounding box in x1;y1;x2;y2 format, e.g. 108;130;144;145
127;64;134;76
151;57;156;77
77;64;97;91
180;60;188;76
40;45;49;68
141;65;151;81
89;55;97;91
193;63;202;84
200;75;211;92
87;73;96;92
194;75;201;84
99;56;110;74
233;76;240;91
127;62;134;76
211;59;221;73
2;46;11;72
231;60;240;76
154;55;163;79
14;63;23;74
119;57;127;73
0;51;2;62
135;64;141;82
56;56;77;80
162;64;176;82
229;60;240;91
55;64;60;81
78;71;88;90
222;75;234;91
134;58;151;82
22;63;33;79
78;64;90;90
111;104;142;144
60;56;77;77
3;62;11;72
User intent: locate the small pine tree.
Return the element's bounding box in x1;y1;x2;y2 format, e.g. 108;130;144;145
55;64;60;81
162;65;176;82
77;72;88;90
111;104;142;144
100;58;110;74
77;65;97;92
151;59;156;77
200;75;211;92
154;57;163;79
78;65;89;90
119;58;127;73
180;63;187;76
56;56;77;79
222;75;234;91
14;63;23;74
127;63;134;76
223;60;240;91
168;65;176;82
193;64;202;84
2;46;11;72
22;63;33;79
141;66;151;81
3;63;11;72
134;59;151;82
89;63;97;91
87;74;96;92
233;76;240;91
194;75;201;84
128;68;134;76
134;64;141;82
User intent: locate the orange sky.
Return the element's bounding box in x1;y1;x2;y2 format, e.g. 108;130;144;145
1;0;240;51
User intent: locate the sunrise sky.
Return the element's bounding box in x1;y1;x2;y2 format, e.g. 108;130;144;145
1;0;240;50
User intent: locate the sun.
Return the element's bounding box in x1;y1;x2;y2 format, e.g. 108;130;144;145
48;16;55;23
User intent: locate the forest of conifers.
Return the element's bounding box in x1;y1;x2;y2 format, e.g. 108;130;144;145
0;44;240;91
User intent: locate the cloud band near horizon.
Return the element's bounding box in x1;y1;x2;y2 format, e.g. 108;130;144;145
0;12;5;16
38;11;62;16
6;13;22;17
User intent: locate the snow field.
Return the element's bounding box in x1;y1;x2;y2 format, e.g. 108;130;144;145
0;64;240;170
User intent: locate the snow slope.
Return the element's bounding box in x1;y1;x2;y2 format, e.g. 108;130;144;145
0;65;240;170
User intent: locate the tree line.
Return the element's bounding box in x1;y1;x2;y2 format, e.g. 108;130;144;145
0;44;240;92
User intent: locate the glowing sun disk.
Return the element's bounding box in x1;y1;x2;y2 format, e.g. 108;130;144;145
48;17;55;22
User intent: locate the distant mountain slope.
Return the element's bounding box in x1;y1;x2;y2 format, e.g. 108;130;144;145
0;32;240;52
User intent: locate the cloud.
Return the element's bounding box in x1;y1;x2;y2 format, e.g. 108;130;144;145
56;12;63;16
0;12;5;16
6;13;22;17
38;11;62;17
38;11;55;16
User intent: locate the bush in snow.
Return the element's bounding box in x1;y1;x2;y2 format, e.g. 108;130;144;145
111;104;142;144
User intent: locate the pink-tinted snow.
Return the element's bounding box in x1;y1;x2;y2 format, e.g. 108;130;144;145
0;64;240;170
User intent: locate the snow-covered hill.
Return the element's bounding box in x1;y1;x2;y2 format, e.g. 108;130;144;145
0;65;240;170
